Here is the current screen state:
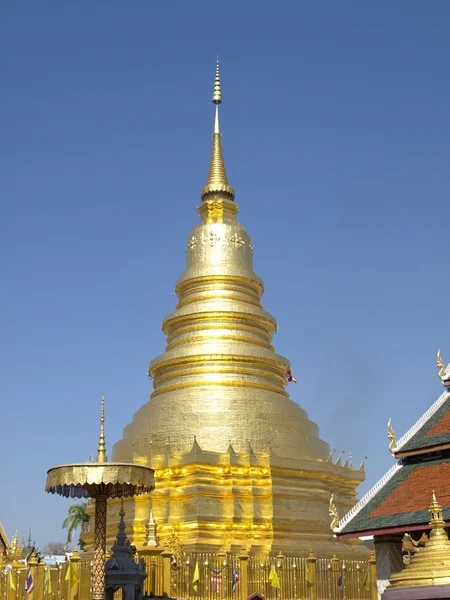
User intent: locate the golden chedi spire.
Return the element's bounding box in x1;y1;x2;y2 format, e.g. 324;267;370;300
96;396;107;463
387;492;450;589
114;59;330;462
111;62;365;555
201;59;235;208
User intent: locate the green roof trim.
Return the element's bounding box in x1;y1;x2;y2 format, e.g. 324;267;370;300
398;396;450;453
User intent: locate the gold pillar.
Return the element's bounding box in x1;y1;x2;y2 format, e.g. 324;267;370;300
92;495;108;600
369;550;377;600
237;549;249;600
306;549;317;600
161;548;172;597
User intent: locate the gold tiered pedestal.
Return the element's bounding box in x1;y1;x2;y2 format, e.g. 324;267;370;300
45;400;154;600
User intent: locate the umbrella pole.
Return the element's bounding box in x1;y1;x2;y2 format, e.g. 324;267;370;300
92;494;108;600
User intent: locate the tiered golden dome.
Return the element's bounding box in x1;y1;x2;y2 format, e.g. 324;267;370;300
388;493;450;588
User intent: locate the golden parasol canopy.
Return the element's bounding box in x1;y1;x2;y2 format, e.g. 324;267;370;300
45;462;154;498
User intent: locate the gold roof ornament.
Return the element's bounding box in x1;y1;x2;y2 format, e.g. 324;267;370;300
201;59;235;203
329;494;339;531
387;492;450;589
5;530;21;564
437;349;446;381
387;418;397;453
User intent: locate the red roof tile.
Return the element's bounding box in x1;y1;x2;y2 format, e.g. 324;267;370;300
369;463;450;518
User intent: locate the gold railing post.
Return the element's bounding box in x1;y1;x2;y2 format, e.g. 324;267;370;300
331;554;339;600
38;559;45;599
276;552;284;597
369;550;377;600
161;548;172;597
217;550;226;596
28;552;38;600
237;548;249;600
306;550;317;600
70;548;81;600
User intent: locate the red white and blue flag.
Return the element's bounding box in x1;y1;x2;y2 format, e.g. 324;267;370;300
210;568;222;592
232;567;239;592
25;567;34;594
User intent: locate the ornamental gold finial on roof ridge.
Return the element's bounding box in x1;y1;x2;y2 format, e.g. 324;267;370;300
96;395;108;463
329;494;339;531
387;418;396;453
437;349;446;380
201;58;235;202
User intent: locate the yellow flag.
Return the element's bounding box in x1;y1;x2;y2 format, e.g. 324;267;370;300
65;563;80;586
192;560;200;592
362;565;370;591
8;567;17;592
305;563;313;586
268;565;281;590
45;567;53;594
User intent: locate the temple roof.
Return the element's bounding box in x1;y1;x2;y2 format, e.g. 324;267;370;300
393;387;450;457
337;360;450;538
336;456;450;536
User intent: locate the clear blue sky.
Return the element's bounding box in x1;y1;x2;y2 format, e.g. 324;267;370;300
1;1;449;548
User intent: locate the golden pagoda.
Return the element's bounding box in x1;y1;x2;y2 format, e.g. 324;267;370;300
109;61;366;555
382;493;450;597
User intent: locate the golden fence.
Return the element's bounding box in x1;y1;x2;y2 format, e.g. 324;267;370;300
0;549;377;600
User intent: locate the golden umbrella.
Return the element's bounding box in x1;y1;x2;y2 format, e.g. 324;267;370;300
45;397;154;600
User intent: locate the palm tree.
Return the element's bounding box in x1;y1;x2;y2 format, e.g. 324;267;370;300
62;502;90;545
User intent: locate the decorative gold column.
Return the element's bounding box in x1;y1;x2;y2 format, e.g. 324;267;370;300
92;495;108;600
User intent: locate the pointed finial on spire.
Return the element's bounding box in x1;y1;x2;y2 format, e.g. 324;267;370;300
212;57;222;105
429;490;445;534
115;499;127;546
96;396;108;463
201;59;235;203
